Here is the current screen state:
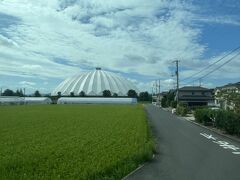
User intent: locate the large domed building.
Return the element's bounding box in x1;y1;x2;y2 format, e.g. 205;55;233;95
51;68;139;96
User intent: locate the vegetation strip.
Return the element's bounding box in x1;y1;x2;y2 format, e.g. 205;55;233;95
194;108;240;136
122;154;155;180
182;116;240;144
0;105;154;179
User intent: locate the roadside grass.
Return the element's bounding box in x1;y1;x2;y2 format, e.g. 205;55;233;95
0;105;154;179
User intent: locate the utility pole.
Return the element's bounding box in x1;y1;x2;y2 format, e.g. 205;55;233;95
158;79;160;106
199;78;202;87
155;80;157;95
158;79;160;95
173;60;180;103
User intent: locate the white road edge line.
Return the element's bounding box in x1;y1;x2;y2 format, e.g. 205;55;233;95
200;132;240;155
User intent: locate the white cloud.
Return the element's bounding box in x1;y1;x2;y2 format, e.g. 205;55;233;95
194;15;240;26
0;0;239;93
19;81;36;86
0;34;18;47
0;0;204;78
22;64;42;70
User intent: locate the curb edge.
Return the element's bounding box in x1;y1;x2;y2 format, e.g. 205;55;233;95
122;154;155;180
182;117;240;143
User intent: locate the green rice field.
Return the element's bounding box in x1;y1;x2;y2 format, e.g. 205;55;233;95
0;105;154;179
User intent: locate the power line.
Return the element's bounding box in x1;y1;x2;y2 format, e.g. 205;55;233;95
181;46;240;82
187;51;240;85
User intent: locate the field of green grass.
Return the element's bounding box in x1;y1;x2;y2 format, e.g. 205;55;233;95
0;105;154;179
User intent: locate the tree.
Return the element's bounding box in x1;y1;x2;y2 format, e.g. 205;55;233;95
57;92;61;97
70;92;75;97
139;91;149;101
15;89;24;97
226;91;240;114
160;91;175;107
127;89;137;98
166;91;175;107
2;89;14;96
171;101;177;108
103;90;111;97
19;89;24;97
161;95;167;107
34;90;41;97
79;91;85;97
113;93;118;97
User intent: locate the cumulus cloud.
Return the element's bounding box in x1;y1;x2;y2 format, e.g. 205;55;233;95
0;34;18;47
0;0;204;77
19;81;36;86
0;0;239;93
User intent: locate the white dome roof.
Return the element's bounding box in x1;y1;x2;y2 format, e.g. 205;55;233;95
51;68;139;96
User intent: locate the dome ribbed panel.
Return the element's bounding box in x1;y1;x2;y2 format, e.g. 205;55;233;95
96;70;102;95
82;72;93;93
119;76;135;92
52;77;70;94
113;75;130;95
99;71;106;93
62;75;79;95
72;74;86;95
51;69;139;96
110;74;126;95
54;79;69;95
69;75;81;94
101;71;111;91
104;72;119;94
78;72;91;93
92;70;100;95
87;71;97;95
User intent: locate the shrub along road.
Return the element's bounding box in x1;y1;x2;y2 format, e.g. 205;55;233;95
127;105;240;180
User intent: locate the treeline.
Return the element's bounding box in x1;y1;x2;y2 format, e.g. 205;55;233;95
57;89;152;101
1;89;42;97
1;88;153;101
161;91;177;108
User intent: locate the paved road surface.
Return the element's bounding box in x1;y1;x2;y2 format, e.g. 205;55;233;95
127;105;240;180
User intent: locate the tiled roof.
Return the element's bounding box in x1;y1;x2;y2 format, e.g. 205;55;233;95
216;82;240;89
179;86;211;91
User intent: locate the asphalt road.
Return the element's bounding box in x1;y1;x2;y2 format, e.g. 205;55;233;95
126;105;240;180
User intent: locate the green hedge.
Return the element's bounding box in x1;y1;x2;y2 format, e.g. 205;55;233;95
176;104;188;116
215;110;240;135
194;109;240;135
194;109;213;125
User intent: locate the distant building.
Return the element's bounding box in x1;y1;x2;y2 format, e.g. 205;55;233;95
0;97;52;105
51;68;139;96
215;82;240;110
57;97;137;104
151;91;167;106
176;86;214;106
216;82;240;93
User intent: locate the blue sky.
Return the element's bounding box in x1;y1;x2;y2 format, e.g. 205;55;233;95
0;0;239;94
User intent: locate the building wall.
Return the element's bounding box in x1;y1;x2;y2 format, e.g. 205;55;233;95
179;91;212;97
178;89;213;107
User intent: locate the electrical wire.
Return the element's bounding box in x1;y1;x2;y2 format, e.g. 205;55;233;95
180;46;240;82
187;51;240;85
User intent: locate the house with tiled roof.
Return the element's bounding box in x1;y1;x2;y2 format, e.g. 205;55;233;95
176;86;214;106
215;82;240;110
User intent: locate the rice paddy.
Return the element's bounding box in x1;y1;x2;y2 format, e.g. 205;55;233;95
0;104;154;179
